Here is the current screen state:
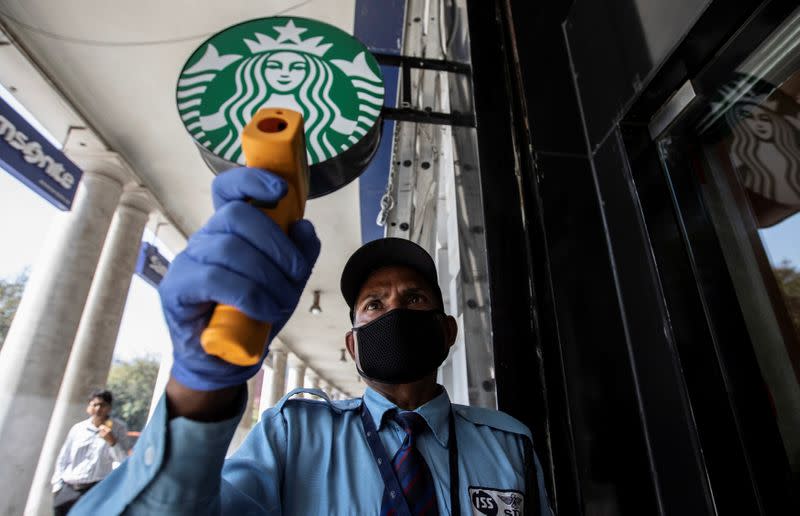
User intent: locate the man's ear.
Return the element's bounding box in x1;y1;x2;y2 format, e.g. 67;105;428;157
345;330;356;361
444;315;458;349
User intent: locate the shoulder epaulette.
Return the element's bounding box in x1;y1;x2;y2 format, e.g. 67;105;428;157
452;404;532;439
271;388;362;415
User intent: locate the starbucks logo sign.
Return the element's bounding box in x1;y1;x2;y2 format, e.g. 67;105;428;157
177;17;385;167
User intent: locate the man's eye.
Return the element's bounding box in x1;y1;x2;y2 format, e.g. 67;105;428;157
365;300;381;310
409;294;425;304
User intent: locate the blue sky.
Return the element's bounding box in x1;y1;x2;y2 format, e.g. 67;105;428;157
761;215;800;268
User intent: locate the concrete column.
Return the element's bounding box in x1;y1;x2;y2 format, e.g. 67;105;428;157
267;344;288;406
286;356;306;392
0;166;125;516
258;364;274;415
239;376;261;435
302;371;320;399
306;371;321;390
227;375;260;457
249;367;265;422
25;188;153;516
148;350;173;422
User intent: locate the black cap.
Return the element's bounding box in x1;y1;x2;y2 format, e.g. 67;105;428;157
340;238;443;318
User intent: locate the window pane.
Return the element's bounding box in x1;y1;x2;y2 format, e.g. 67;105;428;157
691;6;800;480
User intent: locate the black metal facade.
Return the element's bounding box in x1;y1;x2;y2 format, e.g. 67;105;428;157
465;0;800;513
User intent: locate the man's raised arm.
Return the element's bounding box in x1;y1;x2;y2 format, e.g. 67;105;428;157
70;167;320;515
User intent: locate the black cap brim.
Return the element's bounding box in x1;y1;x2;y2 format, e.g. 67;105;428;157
340;238;442;316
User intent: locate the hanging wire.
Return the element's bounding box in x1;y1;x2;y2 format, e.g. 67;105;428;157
376;117;403;227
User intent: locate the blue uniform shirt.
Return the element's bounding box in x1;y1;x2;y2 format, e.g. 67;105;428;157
72;386;552;515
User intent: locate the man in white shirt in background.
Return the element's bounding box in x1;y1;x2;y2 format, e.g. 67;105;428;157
51;389;130;515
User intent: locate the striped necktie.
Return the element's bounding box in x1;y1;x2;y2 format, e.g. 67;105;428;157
380;411;440;516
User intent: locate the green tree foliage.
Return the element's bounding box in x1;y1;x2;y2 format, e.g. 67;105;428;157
107;357;160;431
774;260;800;336
0;269;29;352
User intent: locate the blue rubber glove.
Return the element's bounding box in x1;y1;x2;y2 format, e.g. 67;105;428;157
159;167;321;391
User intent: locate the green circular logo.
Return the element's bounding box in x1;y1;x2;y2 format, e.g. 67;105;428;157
177;17;385;166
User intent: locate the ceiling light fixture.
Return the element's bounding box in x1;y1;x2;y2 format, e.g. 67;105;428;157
309;289;322;315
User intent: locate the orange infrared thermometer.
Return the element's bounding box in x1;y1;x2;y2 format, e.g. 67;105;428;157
200;108;310;366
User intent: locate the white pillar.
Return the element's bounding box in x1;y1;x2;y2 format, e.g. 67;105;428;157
249;367;265;421
0;166;125;516
258;364;274;415
286;355;306;392
302;371;320;399
226;375;260;457
25;188;153;516
267;344;288;406
307;371;321;390
148;351;173;422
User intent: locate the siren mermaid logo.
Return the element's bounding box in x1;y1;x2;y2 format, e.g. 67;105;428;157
176;18;384;165
702;73;800;227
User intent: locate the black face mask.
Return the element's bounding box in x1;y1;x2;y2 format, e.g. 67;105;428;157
352;308;449;384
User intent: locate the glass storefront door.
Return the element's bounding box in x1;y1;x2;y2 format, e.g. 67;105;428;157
661;6;800;490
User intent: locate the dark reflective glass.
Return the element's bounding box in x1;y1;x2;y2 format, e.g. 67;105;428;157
662;8;800;490
565;0;711;148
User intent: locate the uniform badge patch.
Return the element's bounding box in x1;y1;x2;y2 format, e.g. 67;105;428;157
469;486;524;516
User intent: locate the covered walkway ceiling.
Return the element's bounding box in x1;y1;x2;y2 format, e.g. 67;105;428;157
0;0;370;395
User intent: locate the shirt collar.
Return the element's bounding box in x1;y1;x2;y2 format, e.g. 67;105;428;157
362;386;452;447
81;417;100;432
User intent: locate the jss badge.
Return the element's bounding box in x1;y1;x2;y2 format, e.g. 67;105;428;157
469;486;524;516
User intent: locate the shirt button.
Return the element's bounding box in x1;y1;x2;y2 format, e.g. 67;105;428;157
366;431;372;437
377;458;383;466
144;446;155;466
390;491;396;499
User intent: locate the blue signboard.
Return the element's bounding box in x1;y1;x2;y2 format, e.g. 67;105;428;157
0;95;82;210
355;0;404;243
135;242;170;288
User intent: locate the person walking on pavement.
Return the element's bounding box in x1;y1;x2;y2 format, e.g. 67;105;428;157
52;389;130;515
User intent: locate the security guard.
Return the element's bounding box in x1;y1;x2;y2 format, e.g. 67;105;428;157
72;168;552;515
